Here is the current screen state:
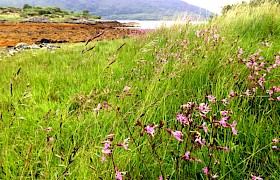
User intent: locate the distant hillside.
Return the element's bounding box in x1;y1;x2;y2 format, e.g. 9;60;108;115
0;0;213;20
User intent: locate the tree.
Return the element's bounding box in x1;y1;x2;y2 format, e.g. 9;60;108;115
23;4;32;9
250;0;280;5
82;9;89;17
222;5;233;14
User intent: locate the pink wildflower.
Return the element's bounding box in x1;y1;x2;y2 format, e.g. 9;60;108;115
266;90;274;95
229;90;235;98
272;146;279;151
102;141;112;154
272;138;279;144
258;80;264;89
246;62;253;68
166;128;183;142
192;157;202;163
101;156;107;163
252;87;257;93
220;110;229;117
122;138;130;150
251;174;263;180
202;167;209;175
223;147;229;152
159;176;163;180
237;47;244;55
259;62;265;67
268;97;274;101
258;74;266;89
200;122;208;134
123;86;131;92
93;103;102;111
145;125;156;137
207;95;216;103
117;138;130;150
274;86;280;92
48;137;54;142
215;116;231;128
101;148;111;154
231;120;238;135
176;113;190;126
277;96;280;101
220;98;228;105
103;101;109;109
261;42;269;47
182;151;190;160
267;67;271;73
194;136;202;144
196;103;211;114
258;56;264;60
244;89;251;96
170;130;183;142
115;167;126;180
217;146;229;153
195;136;206;146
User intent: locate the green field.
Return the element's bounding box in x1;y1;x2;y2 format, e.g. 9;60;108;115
0;3;279;179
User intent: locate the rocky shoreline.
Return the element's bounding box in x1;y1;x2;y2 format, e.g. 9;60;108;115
0;20;139;48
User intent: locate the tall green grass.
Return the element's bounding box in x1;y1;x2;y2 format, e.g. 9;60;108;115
0;3;279;179
213;2;280;41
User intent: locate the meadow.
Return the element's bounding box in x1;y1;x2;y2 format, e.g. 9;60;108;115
0;3;279;179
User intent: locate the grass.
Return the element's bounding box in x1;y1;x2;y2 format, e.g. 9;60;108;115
0;3;280;179
0;13;25;22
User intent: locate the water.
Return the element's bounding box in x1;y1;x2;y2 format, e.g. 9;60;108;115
117;20;206;29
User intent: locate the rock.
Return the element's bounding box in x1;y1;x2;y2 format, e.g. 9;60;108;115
38;38;53;44
23;17;50;23
15;42;29;49
29;44;40;49
8;49;17;56
42;43;60;50
2;41;60;58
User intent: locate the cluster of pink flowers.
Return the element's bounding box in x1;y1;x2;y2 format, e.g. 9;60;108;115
100;134;130;163
214;111;238;135
231;46;280;101
266;86;280;101
164;96;237;176
195;27;222;43
93;101;110;111
176;113;191;126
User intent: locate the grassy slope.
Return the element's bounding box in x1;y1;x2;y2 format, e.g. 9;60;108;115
0;3;279;179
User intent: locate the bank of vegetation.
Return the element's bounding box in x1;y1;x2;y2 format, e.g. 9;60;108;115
0;4;100;22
